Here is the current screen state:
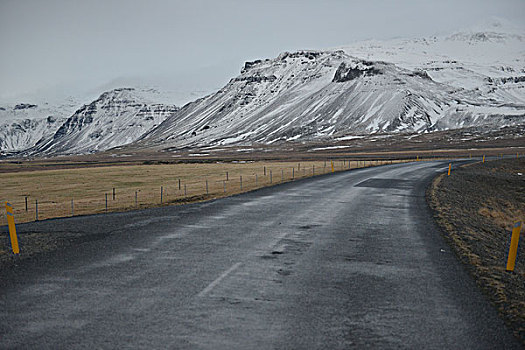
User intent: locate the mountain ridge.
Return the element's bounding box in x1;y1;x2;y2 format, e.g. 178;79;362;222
134;43;524;150
28;88;178;155
1;27;524;156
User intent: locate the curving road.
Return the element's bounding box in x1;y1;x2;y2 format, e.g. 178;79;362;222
0;160;521;349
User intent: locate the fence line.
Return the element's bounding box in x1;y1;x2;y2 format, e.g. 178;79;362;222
1;158;424;225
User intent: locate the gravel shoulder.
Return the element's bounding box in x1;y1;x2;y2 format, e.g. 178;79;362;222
427;158;525;344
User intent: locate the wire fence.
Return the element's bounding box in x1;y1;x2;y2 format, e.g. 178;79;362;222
1;159;410;226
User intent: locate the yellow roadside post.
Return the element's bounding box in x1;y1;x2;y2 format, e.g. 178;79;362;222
331;160;334;173
482;155;485;163
5;202;20;254
506;222;522;272
447;163;451;176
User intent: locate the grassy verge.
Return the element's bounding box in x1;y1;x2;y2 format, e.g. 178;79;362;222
428;158;525;344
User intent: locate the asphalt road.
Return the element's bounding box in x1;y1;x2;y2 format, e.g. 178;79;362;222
0;160;521;349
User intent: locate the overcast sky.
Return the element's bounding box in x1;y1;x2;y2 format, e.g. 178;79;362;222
1;0;524;105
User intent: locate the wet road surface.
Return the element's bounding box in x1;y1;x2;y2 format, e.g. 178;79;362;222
0;160;521;349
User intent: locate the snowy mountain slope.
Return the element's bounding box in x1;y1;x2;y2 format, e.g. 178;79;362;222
0;116;66;152
136;46;524;149
339;25;525;104
0;100;78;152
29;88;178;155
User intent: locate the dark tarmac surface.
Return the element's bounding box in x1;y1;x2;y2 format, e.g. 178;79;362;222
0;160;521;349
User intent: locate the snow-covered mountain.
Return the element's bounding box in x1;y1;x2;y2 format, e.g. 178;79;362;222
2;24;523;156
0;99;79;152
27;88;178;155
136;28;524;149
340;25;525;104
0;116;65;153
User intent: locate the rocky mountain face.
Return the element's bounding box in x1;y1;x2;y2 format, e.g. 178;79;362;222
1;89;179;155
136;31;524;149
23;88;178;155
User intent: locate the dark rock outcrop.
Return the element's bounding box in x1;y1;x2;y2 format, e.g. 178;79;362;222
332;61;382;83
14;103;37;110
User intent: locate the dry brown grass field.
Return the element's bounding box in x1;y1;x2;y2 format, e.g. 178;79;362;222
0;159;410;225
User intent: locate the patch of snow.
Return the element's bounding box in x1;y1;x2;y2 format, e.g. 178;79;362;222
336;135;365;141
309;145;352;151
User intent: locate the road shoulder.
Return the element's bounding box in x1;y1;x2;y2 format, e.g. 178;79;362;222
427;158;525;344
